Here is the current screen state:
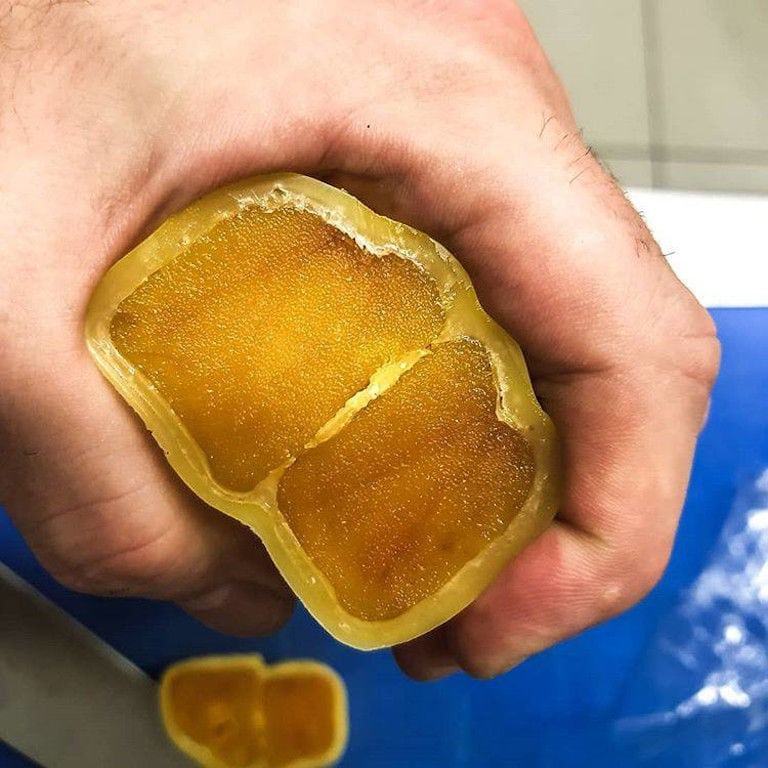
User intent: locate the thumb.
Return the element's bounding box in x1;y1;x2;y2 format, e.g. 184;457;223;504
1;336;295;637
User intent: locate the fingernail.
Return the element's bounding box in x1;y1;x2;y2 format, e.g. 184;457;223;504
180;583;233;611
475;654;529;680
179;581;295;637
419;663;461;682
393;644;459;682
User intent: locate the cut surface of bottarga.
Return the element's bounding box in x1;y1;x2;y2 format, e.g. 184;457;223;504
160;655;347;768
86;173;559;649
110;206;444;492
278;339;535;621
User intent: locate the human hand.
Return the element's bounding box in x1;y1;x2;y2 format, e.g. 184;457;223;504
0;0;718;677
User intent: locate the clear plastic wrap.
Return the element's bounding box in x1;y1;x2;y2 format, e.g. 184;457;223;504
609;468;768;767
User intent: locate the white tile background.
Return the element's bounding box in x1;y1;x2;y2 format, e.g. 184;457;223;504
518;0;768;193
627;188;768;307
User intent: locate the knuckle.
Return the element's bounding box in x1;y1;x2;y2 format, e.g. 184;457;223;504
45;552;141;596
457;653;504;681
180;587;297;639
451;632;525;680
419;0;539;68
597;543;671;621
44;557;115;595
593;581;632;621
653;291;721;390
685;322;721;390
449;606;517;680
26;481;165;596
474;0;530;32
256;595;297;635
75;536;171;596
635;543;672;598
36;521;171;598
451;637;497;680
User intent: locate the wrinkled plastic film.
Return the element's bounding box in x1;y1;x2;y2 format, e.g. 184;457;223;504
612;468;768;766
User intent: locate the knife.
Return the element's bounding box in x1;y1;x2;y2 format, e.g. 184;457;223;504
0;562;193;767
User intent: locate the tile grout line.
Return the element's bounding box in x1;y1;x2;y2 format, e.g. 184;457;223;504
595;142;768;166
640;0;663;187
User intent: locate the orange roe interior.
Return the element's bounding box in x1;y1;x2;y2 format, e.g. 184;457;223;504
278;340;535;620
165;663;338;768
110;206;444;491
263;673;336;767
109;203;536;622
166;665;264;768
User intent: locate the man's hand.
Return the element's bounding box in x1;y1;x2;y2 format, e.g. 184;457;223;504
0;0;719;678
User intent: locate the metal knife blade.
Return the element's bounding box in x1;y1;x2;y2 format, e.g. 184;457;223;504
0;562;193;767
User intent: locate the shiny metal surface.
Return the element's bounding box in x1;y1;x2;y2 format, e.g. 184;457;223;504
0;564;192;768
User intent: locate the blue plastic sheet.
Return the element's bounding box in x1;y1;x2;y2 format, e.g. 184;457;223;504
2;307;767;767
612;469;768;767
539;469;768;768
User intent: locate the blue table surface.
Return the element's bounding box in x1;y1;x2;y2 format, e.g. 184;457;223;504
3;307;767;767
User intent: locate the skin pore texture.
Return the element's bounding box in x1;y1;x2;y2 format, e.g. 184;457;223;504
0;0;719;680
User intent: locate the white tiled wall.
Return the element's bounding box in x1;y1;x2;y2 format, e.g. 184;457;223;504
518;0;768;193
